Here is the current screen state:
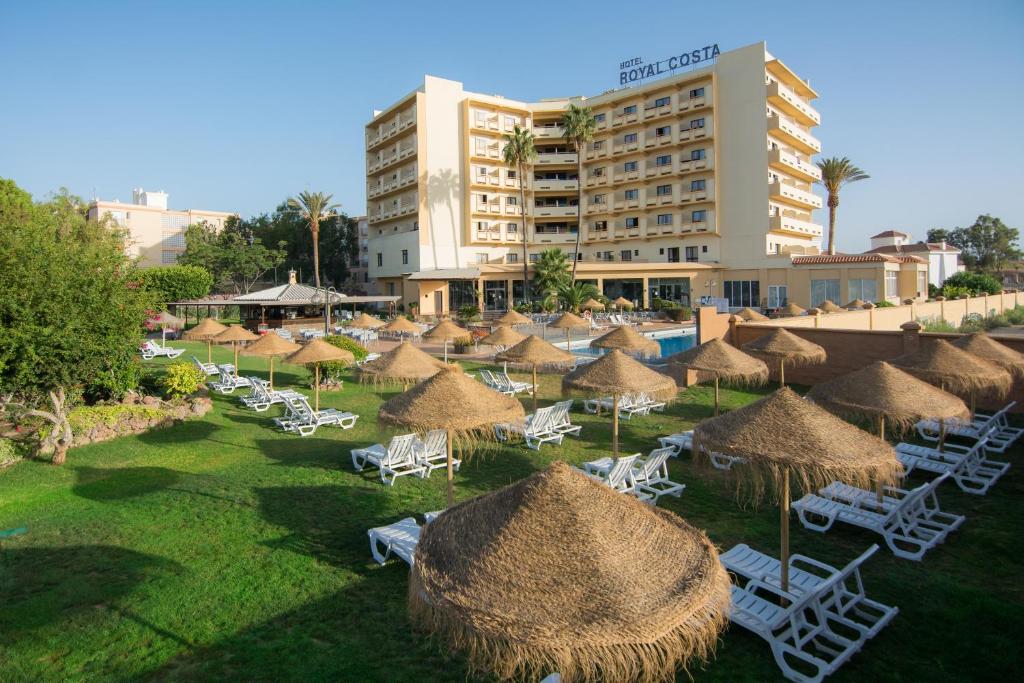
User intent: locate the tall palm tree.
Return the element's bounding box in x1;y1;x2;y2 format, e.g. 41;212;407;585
502;124;537;307
532;247;571;300
816;157;869;256
560;103;597;281
288;191;340;288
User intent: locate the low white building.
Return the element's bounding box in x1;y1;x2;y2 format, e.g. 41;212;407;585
865;230;964;288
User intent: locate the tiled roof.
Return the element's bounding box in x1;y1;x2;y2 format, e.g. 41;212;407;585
865;241;960;256
870;230;910;239
792;253;926;265
234;283;350;304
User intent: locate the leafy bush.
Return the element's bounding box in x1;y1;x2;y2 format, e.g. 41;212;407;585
959;313;986;333
162;362;205;398
917;316;958;333
873;300;895;308
320;335;368;381
1005;306;1024;325
513;302;532;314
652;298;681;311
942;271;1002;296
457;304;481;322
138;265;213;307
941;285;972;300
453;336;475;353
928;283;940;299
38;404;167;442
0;438;20;467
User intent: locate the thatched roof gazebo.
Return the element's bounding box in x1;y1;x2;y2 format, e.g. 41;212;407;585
694;387;901;592
844;298;868;310
590;325;660;358
741;328;826;386
350;312;386;329
951;333;1024;379
496;335;575;411
213;324;259;379
148;311;185;345
381;316;422;339
379;364;525;506
356;341;447;390
480;326;526;350
563;350;676;459
424;319;469;362
409;462;731;683
778;302;806;317
889;339;1012;413
581;298;605;311
664;338;768;415
736;307;768;322
493;310;532;327
819;300;844;313
240;332;300;390
548;311;590;348
182;317;227;363
286;339;354;410
611;296;634;310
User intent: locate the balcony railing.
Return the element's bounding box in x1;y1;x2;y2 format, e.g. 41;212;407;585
767;112;821;154
533;126;564;138
767;80;820;126
536;152;578;165
769;214;823;237
768;147;822;182
769;180;823;209
532;178;578;192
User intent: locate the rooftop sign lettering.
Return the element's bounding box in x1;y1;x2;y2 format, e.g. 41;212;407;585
619;44;720;86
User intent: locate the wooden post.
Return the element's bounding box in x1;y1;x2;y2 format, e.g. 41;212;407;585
877;415;886;505
233;342;240;380
532;364;539;412
314;364;321;411
779;359;786;387
207;339;213;364
446;428;455;507
714;376;720;416
780;469;791;595
612;393;620;460
269;357;275;391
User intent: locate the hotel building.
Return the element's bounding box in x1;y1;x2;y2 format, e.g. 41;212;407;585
346;215;375;292
365;42;927;314
88;188;236;268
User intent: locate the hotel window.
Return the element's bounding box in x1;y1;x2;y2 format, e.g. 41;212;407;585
593;194;605;204
594;113;606;123
625;217;639;228
848;278;878;303
594;220;608;231
507;252;518;263
690;179;706;191
387;282;395;296
654;96;670;108
593;140;605;150
507;222;519;233
885;271;898;298
624;132;638;144
811;279;840;306
724;280;760;308
506;196;518;206
656;154;672;166
685;246;698;262
667;247;679;262
691;210;707;222
401;249;408;265
376;253;383;267
656;214;672;225
504;116;517;129
623;160;638;172
507;170;516;179
529;253;539;263
477;166;487;178
691;149;706;161
689;87;705;99
620;250;632;261
690;118;705;129
592;167;605;177
476;221;487;232
767;285;788;308
623;104;637;115
475;253;489;264
917;271;927;296
656;184;671;196
624;189;639;200
655;125;671;137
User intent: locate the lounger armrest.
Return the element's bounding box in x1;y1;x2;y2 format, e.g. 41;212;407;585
788;553;840;576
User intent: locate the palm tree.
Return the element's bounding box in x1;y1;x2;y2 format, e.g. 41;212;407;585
546;280;600;313
288;191;340;288
560;103;597;281
502;124;537;307
532;248;571;300
816;157;869;256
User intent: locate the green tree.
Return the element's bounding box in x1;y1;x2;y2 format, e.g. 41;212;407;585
287;191;340;289
943;215;1021;273
941;271;1002;295
926;228;951;244
502;124;537;306
179;220;286;294
532;248;571;299
560;104;597;281
138;265;214;307
0;179;154;463
545;280;600;313
816;157;869;255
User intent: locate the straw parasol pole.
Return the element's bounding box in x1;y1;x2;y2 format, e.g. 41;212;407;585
240;332;300;391
496;335;576;411
694;388;901;593
423;319;467;363
149;311;185;346
741;328;826;387
286;339;355;411
563;349;676;459
183;317;228;363
355;341;447;391
590;325;660;358
736;307;768;321
212;325;258;379
381;315;421;342
581;298;605;311
548;311;589;349
379;365;525;506
409;462;731;683
664;338;768;415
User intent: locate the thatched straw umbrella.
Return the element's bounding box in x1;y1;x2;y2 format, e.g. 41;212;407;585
582;298;605;311
890;339;1012;417
665;338;768;416
694;388;901;593
149;311;185;345
493;310;532;327
183;317;228;363
356;341;447;391
611;296;634;310
480;325;526;350
350;312;386;329
952;333;1024;379
286;339;354;410
741;328;826;387
410;462;731;683
379;365;525;506
213;324;259;379
548;311;589;348
844;298;867;310
424;319;468;362
590;325;660;358
563;350;676;459
778;302;806;317
496;335;575;411
381;316;421;340
819;300;843;313
241;332;300;391
736;307;768;322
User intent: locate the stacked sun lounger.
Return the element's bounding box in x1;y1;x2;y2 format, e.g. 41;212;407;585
367;509;445;566
139;340;184;360
582;446;684;504
273;395;358;436
896;438;1009;495
351;430;456;485
495;401;580;450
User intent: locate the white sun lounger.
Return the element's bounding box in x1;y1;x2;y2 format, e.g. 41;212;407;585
583;447;683;503
274;395;358;436
582;393;650;419
916;402;1022;453
633;392;666;413
351;433;426;485
140;340;184;360
367;517;421;566
240;380;304;412
575;453;654;503
658;431;693;457
415;429;459;476
896;438;1009;495
547;400;582;438
495;406;563;450
208;369;259;394
191;355;224;376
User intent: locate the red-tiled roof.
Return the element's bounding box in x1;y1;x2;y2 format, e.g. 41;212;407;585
865;241;960;256
870;229;910;239
792;253;926;265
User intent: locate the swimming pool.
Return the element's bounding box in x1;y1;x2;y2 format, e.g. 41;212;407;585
567;329;695;358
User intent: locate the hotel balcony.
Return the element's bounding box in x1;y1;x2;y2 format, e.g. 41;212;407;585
532;178;578;192
678;217;714;235
475;228;504;242
611;111;640;127
472;146;502;160
767;113;821;155
769;180;823;210
586;227;611;241
767;81;820;126
675;123;712;144
612;224;643;239
368;170;417;198
645;132;674;149
585;203;609;216
584;174;609;188
769;214;823;238
612;140;642;155
595;117;609;131
366;110;416;151
677;186;713;204
471;116;500;132
769;147;822;182
536;152;578;166
533;205;578;218
533;126;564;139
645;191;677;208
675;157;712;175
473;202;503;216
368;202;417;225
612;169;641;183
642;102;674;121
532;228;578;244
585;146;609;160
677;94;709;112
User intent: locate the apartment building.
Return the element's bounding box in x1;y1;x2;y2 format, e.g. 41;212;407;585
365;42;921;314
88;188;236;268
345;216;375;292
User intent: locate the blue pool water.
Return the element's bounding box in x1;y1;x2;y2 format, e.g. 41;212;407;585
572;332;695;358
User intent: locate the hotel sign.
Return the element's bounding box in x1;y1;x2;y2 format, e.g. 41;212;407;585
619;44;720;85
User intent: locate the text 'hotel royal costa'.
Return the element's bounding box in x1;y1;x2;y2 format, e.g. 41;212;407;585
364;41;927;315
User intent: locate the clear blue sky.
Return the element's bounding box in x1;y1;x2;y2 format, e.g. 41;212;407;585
2;0;1022;251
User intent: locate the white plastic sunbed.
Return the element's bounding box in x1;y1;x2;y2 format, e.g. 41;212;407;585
240;380;305;412
274;395;358;436
208;369;259;394
415;429;458;476
140;340;184;360
916;402;1022;453
495;406;564;450
351;433;425;485
896;438;1009;495
583;447;683;503
547;400;582;438
191;355;223;376
575;454;653;504
582;393;650;419
658;431;693;457
367;517;421;566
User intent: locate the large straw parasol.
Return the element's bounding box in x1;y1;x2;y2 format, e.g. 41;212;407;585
590;325;660;358
951;333;1024;379
741;328;826;386
424;319;468;362
496;335;575;411
694;387;901;592
582;298;605;311
562;349;676;459
241;332;300;391
213;324;259;379
778;302;806;317
844;298;868;310
665;338;768;415
549;311;589;348
890;339;1013;415
379;365;525;506
356;341;446;390
480;326;526;349
818;300;844;313
183;317;228;363
286;339;354;411
381;316;421;339
611;296;634;310
493;310;532;327
350;312;386;329
149;311;184;345
736;307;768;322
410;462;731;683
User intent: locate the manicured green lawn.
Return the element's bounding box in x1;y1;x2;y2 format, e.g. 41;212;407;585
1;341;1022;682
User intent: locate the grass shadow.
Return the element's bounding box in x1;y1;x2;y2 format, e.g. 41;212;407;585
73;466;184;502
134;419;219;446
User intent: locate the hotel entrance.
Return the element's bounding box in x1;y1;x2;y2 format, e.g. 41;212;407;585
602;279;644;307
483;281;507;311
649;277;691;307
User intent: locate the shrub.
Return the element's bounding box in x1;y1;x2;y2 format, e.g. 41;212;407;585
873;300;895;308
0;438;20;467
928;283;940;299
942;271;1002;296
320;335;368;381
38;404;167;442
1005;306;1024;325
652;298;680;311
457;304;481;322
941;285;972;300
161;362;205;399
959;313;986;333
453;336;475;353
917;316;958;333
